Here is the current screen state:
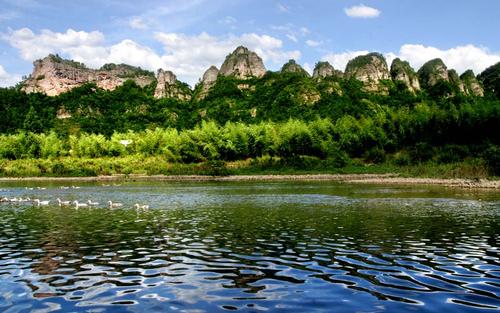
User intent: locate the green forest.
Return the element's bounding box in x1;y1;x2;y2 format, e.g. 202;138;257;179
1;61;500;177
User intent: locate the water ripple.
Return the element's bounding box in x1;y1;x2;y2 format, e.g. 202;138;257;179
0;181;498;312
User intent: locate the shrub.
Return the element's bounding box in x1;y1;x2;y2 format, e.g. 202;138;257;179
364;147;386;164
483;145;500;176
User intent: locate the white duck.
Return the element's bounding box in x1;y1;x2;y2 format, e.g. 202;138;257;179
88;200;100;206
134;203;149;210
73;200;88;208
108;201;123;208
57;198;71;206
34;199;50;206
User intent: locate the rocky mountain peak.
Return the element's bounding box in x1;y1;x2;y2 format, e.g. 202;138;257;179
417;58;449;89
460;70;484;97
281;59;309;76
344;53;390;93
154;69;191;100
21;54;154;96
195;66;220;100
202;66;219;84
390;58;420;93
312;61;343;80
219;46;266;79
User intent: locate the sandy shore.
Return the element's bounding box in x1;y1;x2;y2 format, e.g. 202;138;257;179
0;173;498;189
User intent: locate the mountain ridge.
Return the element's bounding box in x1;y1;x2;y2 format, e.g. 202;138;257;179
20;46;493;99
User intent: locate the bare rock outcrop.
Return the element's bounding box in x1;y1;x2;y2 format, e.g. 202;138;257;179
390;58;420;93
219;46;266;79
154;69;192;100
195;66;219;100
312;61;343;80
344;53;390;93
22;54;155;96
417;58;449;89
460;70;484;97
281;59;309;76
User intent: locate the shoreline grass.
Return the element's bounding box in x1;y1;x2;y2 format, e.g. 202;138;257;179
0;156;497;182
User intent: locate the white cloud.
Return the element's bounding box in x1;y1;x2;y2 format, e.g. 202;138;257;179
306;40;322;47
321;44;500;74
129;17;148;30
154;32;300;83
300;27;310;35
271;24;309;44
3;28;105;61
303;62;313;75
397;44;500;74
286;34;298;43
344;4;381;18
4;28;300;86
322;50;369;71
0;65;21;87
277;3;289;12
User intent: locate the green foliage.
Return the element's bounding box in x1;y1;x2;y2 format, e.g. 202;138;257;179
346;52;386;72
482;145;500;176
99;63;155;78
479;62;500;99
49;54;87;69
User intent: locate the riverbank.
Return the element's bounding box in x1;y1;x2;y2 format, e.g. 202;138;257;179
0;173;498;189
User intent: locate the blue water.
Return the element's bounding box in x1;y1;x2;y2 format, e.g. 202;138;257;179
0;181;498;312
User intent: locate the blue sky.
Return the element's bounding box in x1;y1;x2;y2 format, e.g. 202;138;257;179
1;0;500;86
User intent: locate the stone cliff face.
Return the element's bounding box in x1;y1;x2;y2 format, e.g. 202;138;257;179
195;66;219;100
417;58;449;89
154;69;192;100
460;70;484;97
22;54;155;96
344;53;390;93
390;58;420;93
219;46;266;79
312;61;343;80
281;59;309;76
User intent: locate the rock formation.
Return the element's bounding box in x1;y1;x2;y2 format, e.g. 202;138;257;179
219;46;266;79
22;54;155;96
417;58;449;89
390;58;420;93
344;53;390;93
154;69;192;100
447;69;466;94
312;61;343;80
460;70;484;97
195;66;219;100
281;59;309;76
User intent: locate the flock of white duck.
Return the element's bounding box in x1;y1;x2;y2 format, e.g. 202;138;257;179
0;186;149;210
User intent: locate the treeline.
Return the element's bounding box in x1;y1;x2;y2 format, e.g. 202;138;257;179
1;69;500;137
0;118;499;174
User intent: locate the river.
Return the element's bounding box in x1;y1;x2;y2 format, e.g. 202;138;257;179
0;181;498;312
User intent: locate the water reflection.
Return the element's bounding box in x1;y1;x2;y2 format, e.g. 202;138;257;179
0;182;498;312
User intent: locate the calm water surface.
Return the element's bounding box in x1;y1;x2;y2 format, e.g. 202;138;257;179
0;181;498;312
